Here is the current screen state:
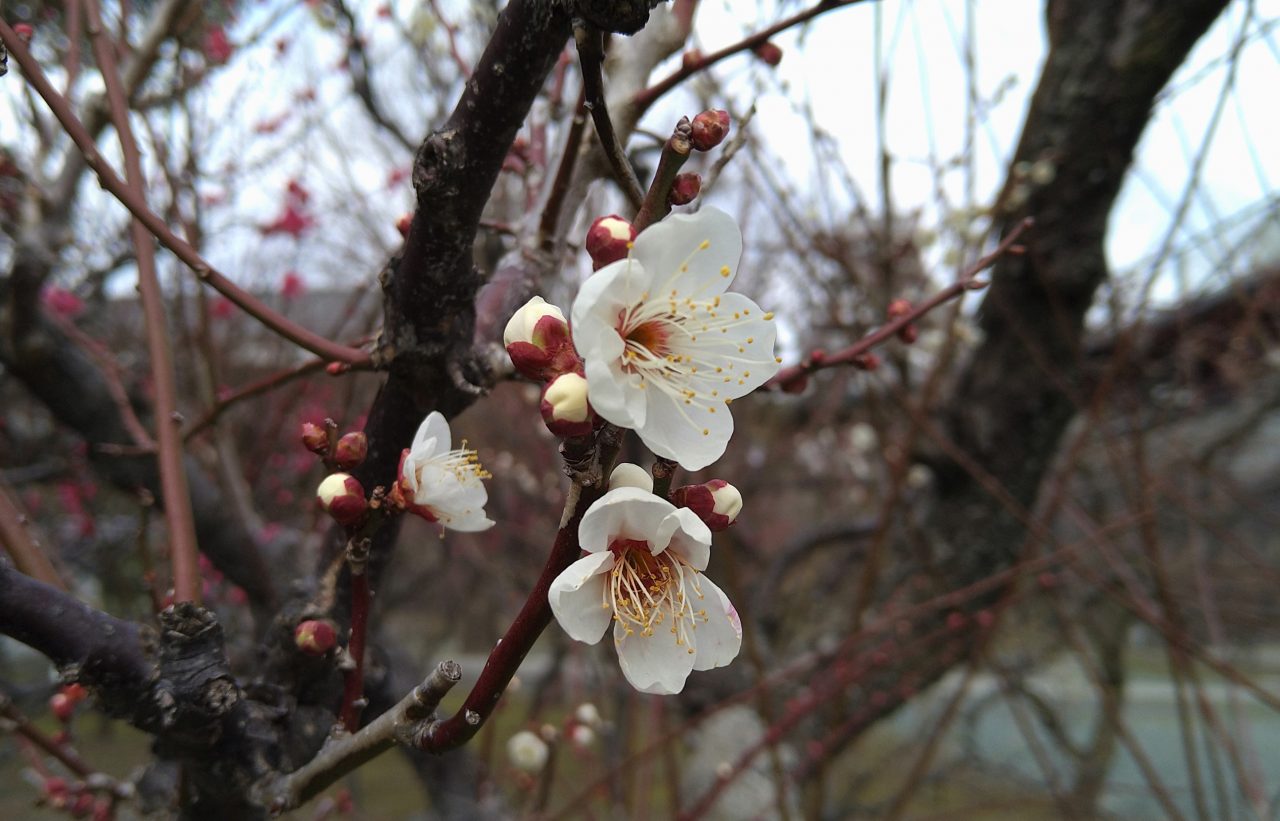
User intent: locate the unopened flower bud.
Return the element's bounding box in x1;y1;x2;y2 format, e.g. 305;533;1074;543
854;353;880;371
317;473;367;527
61;683;87;704
541;373;593;437
671;479;741;531
585;215;636;271
507;730;549;773
504;297;579;381
50;692;75;722
301;421;329;454
668;173;701;206
690;109;730;151
334;431;368;469
886;299;912;319
578;696;601;722
681;49;703;70
570;724;595;747
608;463;653;493
753;41;783;66
294;619;338;655
396;212;413;237
14;23;34;43
71;793;94;818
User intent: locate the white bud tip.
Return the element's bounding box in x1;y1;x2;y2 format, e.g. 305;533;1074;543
609;463;654;493
709;482;743;522
545;372;591;422
316;473;354;507
503;295;566;348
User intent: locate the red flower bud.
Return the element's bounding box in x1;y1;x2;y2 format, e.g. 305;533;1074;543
61;683;87;704
50;692;75;722
898;323;919;344
316;473;367;528
301;421;329;454
294;619;338;656
886;299;912;319
668;173;702;206
681;49;703;71
854;353;880;371
690;109;730;151
504;298;581;382
671;479;741;531
585;215;636;271
14;23;34;43
396;212;413;238
71;792;94;819
753;41;783;67
333;432;368;469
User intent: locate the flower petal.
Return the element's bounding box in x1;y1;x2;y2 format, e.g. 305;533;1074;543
549;552;615;643
632;207;743;300
635;377;735;471
411;411;451;457
614;619;697;695
573;260;650;428
691;576;742;671
657;508;711;569
578;487;677;553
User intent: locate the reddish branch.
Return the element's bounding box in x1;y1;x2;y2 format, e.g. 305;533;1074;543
766;218;1035;391
84;0;201;603
576;25;645;209
338;540;372;733
0;21;371;368
183;358;329;441
0;482;67;591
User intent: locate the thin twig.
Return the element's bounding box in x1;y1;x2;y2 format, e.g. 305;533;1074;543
338;539;372;733
0;482;67;591
632;117;693;231
84;0;201;603
258;661;463;813
0;21;372;368
766;218;1034;390
575;24;644;209
183;358;329;440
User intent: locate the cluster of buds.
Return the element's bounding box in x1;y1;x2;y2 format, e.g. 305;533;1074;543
671;479;743;531
49;683;88;723
886;298;918;344
505;296;595;439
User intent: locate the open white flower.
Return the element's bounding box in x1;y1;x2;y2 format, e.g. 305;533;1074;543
548;487;742;694
394;411;495;532
571;207;779;471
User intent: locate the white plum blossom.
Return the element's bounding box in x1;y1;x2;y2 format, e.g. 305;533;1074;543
507;730;549;773
548;487;742;695
394;411;495;532
571;207;779;471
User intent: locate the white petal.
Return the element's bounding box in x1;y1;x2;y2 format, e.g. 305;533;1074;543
697;292;780;397
573;260;649;428
613;619;696;695
411;411;451;457
636;380;735;471
632;207;743;300
578;487;676;553
691;576;742;671
658;508;711;569
438;509;496;532
549;552;615;643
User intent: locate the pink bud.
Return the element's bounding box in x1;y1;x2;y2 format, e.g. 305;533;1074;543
690;109;730;152
753;41;783;66
14;23;34;43
50;692;75;722
294;619;338;655
300;422;329;454
61;683;87;704
671;479;741;531
681;50;703;71
854;353;880;371
504;297;580;382
333;432;368;469
316;473;367;528
668;173;702;206
886;298;912;319
585;215;636;271
946;611;966;631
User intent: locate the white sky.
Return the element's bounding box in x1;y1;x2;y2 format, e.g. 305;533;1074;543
3;0;1278;309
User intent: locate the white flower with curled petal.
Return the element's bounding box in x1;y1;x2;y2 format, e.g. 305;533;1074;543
393;411;495;532
548;487;742;695
571;207;779;471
